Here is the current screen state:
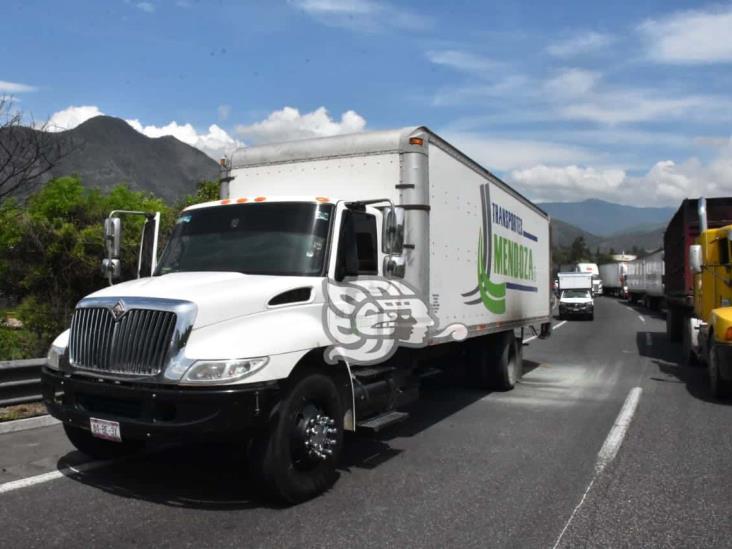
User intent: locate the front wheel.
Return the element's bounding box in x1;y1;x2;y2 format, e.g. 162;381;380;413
709;341;732;399
63;424;144;460
249;371;344;504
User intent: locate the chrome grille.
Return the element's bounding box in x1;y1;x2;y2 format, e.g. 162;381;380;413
69;307;177;375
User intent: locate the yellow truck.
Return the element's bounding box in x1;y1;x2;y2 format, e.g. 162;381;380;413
683;198;732;397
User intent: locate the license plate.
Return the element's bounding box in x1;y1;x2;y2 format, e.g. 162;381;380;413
90;417;122;442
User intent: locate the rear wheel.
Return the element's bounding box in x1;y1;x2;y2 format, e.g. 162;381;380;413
468;331;521;391
249;371;344;504
709;340;732;399
63;424;144;460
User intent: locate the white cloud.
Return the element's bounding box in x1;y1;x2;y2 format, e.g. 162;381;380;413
236;106;366;143
443;132;599;172
640;6;732;64
0;80;37;94
542;68;732;125
46;105;104;131
426;50;500;75
510;165;626;202
509;138;732;206
43;105;242;160
544;68;601;97
546;31;614;58
126;120;242;160
136;2;155;13
289;0;431;31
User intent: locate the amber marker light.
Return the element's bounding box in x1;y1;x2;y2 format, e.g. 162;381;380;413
315;196;330;203
221;199;231;205
409;137;424;146
254;196;267;202
725;327;732;341
236;197;248;203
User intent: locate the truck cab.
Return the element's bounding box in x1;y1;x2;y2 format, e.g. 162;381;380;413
686;198;732;397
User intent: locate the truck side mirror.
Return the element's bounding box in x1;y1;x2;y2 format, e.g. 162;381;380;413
101;258;121;279
383;255;406;278
689;244;703;274
383;207;405;255
104;217;121;259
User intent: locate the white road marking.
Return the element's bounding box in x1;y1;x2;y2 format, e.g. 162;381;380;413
523;320;568;343
0;415;60;435
0;459;111;495
638;315;646;323
645;332;652;347
552;387;643;549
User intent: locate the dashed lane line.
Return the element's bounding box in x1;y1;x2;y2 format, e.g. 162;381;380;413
551;387;643;549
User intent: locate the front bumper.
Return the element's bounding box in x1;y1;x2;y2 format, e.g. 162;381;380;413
41;367;279;442
559;304;594;316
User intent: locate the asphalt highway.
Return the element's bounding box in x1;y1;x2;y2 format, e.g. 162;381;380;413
1;297;730;548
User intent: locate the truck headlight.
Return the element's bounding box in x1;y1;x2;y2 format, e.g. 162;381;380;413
46;329;70;370
181;357;269;384
47;344;65;370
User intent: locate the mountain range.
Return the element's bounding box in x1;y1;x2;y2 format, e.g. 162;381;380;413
539;199;675;237
3;116;219;203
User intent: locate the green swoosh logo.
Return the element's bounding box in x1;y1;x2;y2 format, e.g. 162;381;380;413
478;232;506;314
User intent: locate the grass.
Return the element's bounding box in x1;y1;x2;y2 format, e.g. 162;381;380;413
0;402;48;422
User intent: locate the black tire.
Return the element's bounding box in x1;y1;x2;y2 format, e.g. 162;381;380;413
249;372;344;504
589;312;594;321
63;424;144;460
666;306;683;342
468;331;521;391
681;319;699;366
709;341;732;399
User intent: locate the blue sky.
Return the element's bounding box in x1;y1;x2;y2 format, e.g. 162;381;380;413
2;0;731;205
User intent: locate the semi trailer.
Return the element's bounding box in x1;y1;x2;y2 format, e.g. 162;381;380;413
41;127;552;503
625;249;664;309
599;262;628;298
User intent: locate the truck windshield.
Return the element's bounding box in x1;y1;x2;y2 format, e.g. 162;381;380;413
562;289;590;299
155;202;333;276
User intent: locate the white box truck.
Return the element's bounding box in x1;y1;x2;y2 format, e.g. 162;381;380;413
599;262;628;297
41;127;551;503
558;272;594;320
626;249;664;309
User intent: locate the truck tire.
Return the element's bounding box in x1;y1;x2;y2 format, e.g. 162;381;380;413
468;331;521;391
681;319;699;366
249;371;344;504
709;341;732;399
666;306;683;342
63;424;144;459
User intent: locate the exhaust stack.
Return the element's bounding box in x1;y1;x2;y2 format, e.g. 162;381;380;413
698;197;708;233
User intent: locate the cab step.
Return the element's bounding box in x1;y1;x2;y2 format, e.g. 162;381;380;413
357;410;409;433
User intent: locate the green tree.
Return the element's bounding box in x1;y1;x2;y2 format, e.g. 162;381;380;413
0;176;173;355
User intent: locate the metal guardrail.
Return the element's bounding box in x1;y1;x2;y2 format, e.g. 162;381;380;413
0;359;46;407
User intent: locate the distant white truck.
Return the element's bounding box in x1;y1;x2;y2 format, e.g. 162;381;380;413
42;127;552;503
560;262;602;296
558;272;594;320
626;249;664;309
599;262;628;298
